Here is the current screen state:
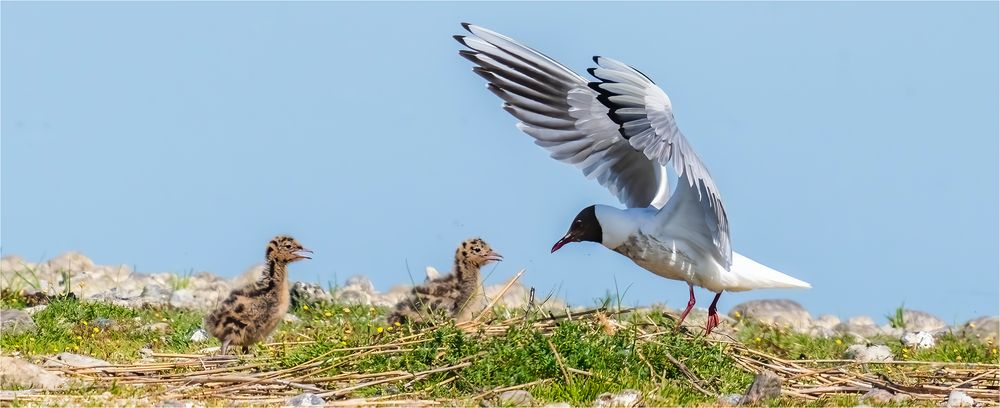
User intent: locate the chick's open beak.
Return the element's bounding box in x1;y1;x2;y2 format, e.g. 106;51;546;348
485;251;503;262
295;248;313;260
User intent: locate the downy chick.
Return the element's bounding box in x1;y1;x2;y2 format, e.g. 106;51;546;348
204;235;311;354
388;238;501;325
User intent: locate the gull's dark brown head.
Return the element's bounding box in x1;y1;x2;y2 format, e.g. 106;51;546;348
266;235;312;263
551;205;603;253
457;237;502;267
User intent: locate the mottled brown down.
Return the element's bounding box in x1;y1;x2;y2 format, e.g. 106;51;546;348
388;238;501;325
204;235;310;354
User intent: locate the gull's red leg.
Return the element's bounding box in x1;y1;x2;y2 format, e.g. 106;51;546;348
705;292;723;335
675;284;697;330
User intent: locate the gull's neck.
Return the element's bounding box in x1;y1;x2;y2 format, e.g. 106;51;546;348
594;205;654;249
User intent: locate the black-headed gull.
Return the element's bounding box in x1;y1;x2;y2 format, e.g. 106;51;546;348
455;23;811;334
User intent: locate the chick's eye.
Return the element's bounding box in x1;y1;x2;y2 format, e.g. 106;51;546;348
473;248;481;253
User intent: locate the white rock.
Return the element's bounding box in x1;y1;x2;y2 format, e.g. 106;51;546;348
0;356;67;390
424;266;440;280
44;252;94;275
285;393;325;407
43;353;111;369
902;310;947;333
814;314;841;330
836;316;882;338
858;388;893;403
498;390;534;406
901;331;935;349
944;390;975;407
0;309;37;335
189;328;210;342
594;389;642;407
344;275;375;294
845;344;894;362
959;316;1000;342
729;299;812;333
23;305;48;316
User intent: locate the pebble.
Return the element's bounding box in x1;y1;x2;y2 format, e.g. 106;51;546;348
716;394;744;406
594;389;642;407
0;309;36;335
729;299;812;333
284;392;325;407
835;316;882;338
542;404;572;408
742;370;781;403
902;309;947;333
154;400;204;408
901;331;936;349
143;322;171;334
498;390;534;406
858;388;894;403
959;316;999;342
23;305;48;316
845;344;893;362
43;353;111;369
944;390;975;407
291;282;333;306
0;356;67;390
189;328;210;342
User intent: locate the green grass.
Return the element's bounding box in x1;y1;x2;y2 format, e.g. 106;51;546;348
0;294;997;407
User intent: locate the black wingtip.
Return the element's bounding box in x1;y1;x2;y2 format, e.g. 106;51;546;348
586;67;598;78
592;56;601;64
461;22;474;32
453;35;467;45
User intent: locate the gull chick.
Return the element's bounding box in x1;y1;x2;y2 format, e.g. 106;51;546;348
388;238;502;325
204;235;311;354
455;23;811;335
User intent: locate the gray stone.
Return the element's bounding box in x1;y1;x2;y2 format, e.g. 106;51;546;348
729;299;812;333
742;370;781;403
189;328;210;342
283;313;301;323
814;314;841;330
809;326;837;339
944;390;974;407
594;389;642;408
0;356;67;390
334;288;371;305
542;404;572;408
892;393;912;403
836;316;882;338
43;353;111;369
22;305;47;316
143;322;171;334
154;400;204;408
845;344;893;362
90;318;117;330
285;392;325;407
959;316;999;342
879;325;905;338
345;275;376;294
902;309;947;333
0;309;36;335
498;390;534;406
858;388;893;403
901;331;935;349
716;394;744;406
291;282;332;305
44;252;94;275
169;288;197;309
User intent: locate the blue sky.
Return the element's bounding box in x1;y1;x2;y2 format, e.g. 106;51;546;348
2;2;997;323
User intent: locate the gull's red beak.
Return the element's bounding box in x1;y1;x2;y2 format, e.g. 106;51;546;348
551;233;575;253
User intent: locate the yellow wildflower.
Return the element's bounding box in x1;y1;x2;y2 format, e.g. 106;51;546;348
324;311;332;317
394;322;401;327
835;339;843;345
733;311;741;318
755;337;762;343
956;355;963;361
92;327;100;334
342;307;350;313
302;305;309;311
81;321;88;326
340;341;347;347
387;326;394;332
377;327;384;334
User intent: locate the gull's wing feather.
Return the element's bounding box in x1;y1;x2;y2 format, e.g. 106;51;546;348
455;24;669;209
589;56;731;267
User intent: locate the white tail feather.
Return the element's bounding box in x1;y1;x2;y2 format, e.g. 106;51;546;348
730;252;811;291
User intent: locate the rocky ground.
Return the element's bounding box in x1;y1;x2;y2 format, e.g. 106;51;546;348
1;252;998;407
2;252;996;342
